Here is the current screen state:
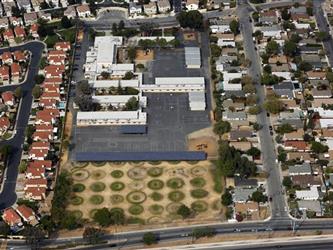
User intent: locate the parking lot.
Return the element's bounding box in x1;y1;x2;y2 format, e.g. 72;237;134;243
74;93;210;153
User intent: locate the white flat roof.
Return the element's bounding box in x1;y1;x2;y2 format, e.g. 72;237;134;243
93;79;140;89
94;36;123;65
189;91;205;102
185;47;201;66
155;77;205;85
77;111;145;120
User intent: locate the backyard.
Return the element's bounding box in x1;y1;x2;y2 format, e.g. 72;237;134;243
67;161;223;226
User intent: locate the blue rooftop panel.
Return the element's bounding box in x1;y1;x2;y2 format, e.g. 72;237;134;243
119;125;147;134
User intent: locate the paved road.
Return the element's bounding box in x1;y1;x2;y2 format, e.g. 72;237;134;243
0;41;45;210
237;0;288;221
314;0;333;66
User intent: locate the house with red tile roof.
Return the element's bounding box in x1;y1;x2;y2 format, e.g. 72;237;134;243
44;65;64;78
1;51;13;64
28;148;49;160
76;4;91;18
30;23;39;39
30;160;52;170
40;92;61;101
36;109;59;125
26;163;45;179
32;131;53;142
11;63;20;83
284;140;310;152
1;91;15;106
0;117;10;135
3;29;15;43
25;187;46;200
43;83;60;93
35;124;53;132
39;98;57;109
54;41;71;52
16;205;39;226
48;56;65;66
13;51;26;62
44;78;62;85
31;141;50;150
2;208;22;228
14;26;26;39
0;66;10;84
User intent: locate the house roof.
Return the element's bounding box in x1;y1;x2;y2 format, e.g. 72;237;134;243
2;208;21;225
28;148;49;158
233;187;256;202
288;163;312;175
312;98;333;108
11;63;20;75
0;117;10;129
297;200;322;213
25;178;47;187
26;164;45;178
0;66;10;77
1;51;12;61
287;152;315;162
2;91;14;103
25;186;46;198
31;141;50;149
76;4;90;13
306;71;326;79
311;89;332;98
234;177;258;187
16;205;35;220
234;201;259;213
29;160;52;169
229;130;253;141
3;29;14;38
284;140;309;150
54;42;71;50
13;51;26;61
291;175;322;188
32;131;53;140
284;129;304;140
14;26;26;37
229;141;252;151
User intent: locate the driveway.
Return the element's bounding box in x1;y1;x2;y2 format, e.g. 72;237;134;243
0;41;45;210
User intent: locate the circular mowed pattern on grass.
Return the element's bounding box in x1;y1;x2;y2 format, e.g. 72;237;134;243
91;170;106;180
91;161;107;167
70;195;83;205
110;170;124;178
149;192;164;201
191;189;208;199
191;200;208;213
147;167;163;177
127;191;147;204
128;181;144;190
190;177;206;188
168;191;185;202
89;195;104;205
166;202;184;214
127;167;147;180
148;204;164;215
90;182;106;192
71;169;89;181
110;194;124;205
190;166;207;176
72;183;85;192
110;181;125;191
128;204;144;215
166;178;185;189
69;210;83;219
147;179;164;190
89;209;99;218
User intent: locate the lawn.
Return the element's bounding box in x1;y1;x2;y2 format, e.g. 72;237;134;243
58;28;76;43
67;161;223;226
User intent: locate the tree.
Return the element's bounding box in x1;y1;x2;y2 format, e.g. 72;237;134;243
61;212;82;230
143;232;158;245
139;22;158;36
248;105;261;115
109;209;125;225
264;97;283;114
127;47;137;62
229;19;239;35
76;80;91;95
261;73;279;85
83;227;103;245
32;85;42;99
14;86;22;98
177;204;191;219
100;71;110;79
265;40;279;55
123;71;134;80
177;11;203;30
281;8;290;20
213;120;231;137
316;31;329;42
61;16;72;29
93;208;112;227
283;41;297;56
327;71;333;83
24;226;45;249
251;190;267;203
241;75;253;85
210;44;222;58
35;74;45;85
311;141;329;154
282;176;292;189
19;160;28;173
276;123;294;134
243;84;256;94
124;97;139;111
0;222;10;237
246;147;261;157
299;61;312;72
221;190;232;206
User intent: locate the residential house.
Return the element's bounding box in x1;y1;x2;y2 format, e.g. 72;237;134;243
1;91;14;106
30;23;39;39
25;187;46;200
32;130;54;141
29;160;52;170
9;17;23;26
16;205;39;226
295;186;320;200
2;208;23;229
0;18;9;29
157;0;170;13
1;51;13;64
229;141;252;151
287;152;315;163
291;175;322;189
234;177;258;188
38;11;52;22
0;66;10;84
13;51;26;62
28;148;49;160
229;130;253;141
256;25;283;39
2;2;15;17
54;41;71;52
3;29;15;43
16;0;32;12
283;129;304;141
76;4;91;18
259;10;278;25
0;117;10;136
26;163;46;179
233;187;256;203
223;111;247;121
64;6;77;19
284;140;310;152
234;202;259;221
11;63;20;83
144;2;157;15
186;0;199;10
31;0;44;11
311;89;332;99
24;12;38;26
209;18;231;33
297;200;322;217
14;26;26;40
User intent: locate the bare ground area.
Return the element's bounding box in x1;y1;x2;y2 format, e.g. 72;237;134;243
66;161;223;230
187;127;218;159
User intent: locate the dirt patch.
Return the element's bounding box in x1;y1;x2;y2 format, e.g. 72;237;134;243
183;32;197;41
136;49;154;62
188;137;218;158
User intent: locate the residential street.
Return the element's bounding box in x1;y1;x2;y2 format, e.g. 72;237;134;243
237;0;288;221
0;41;45;210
